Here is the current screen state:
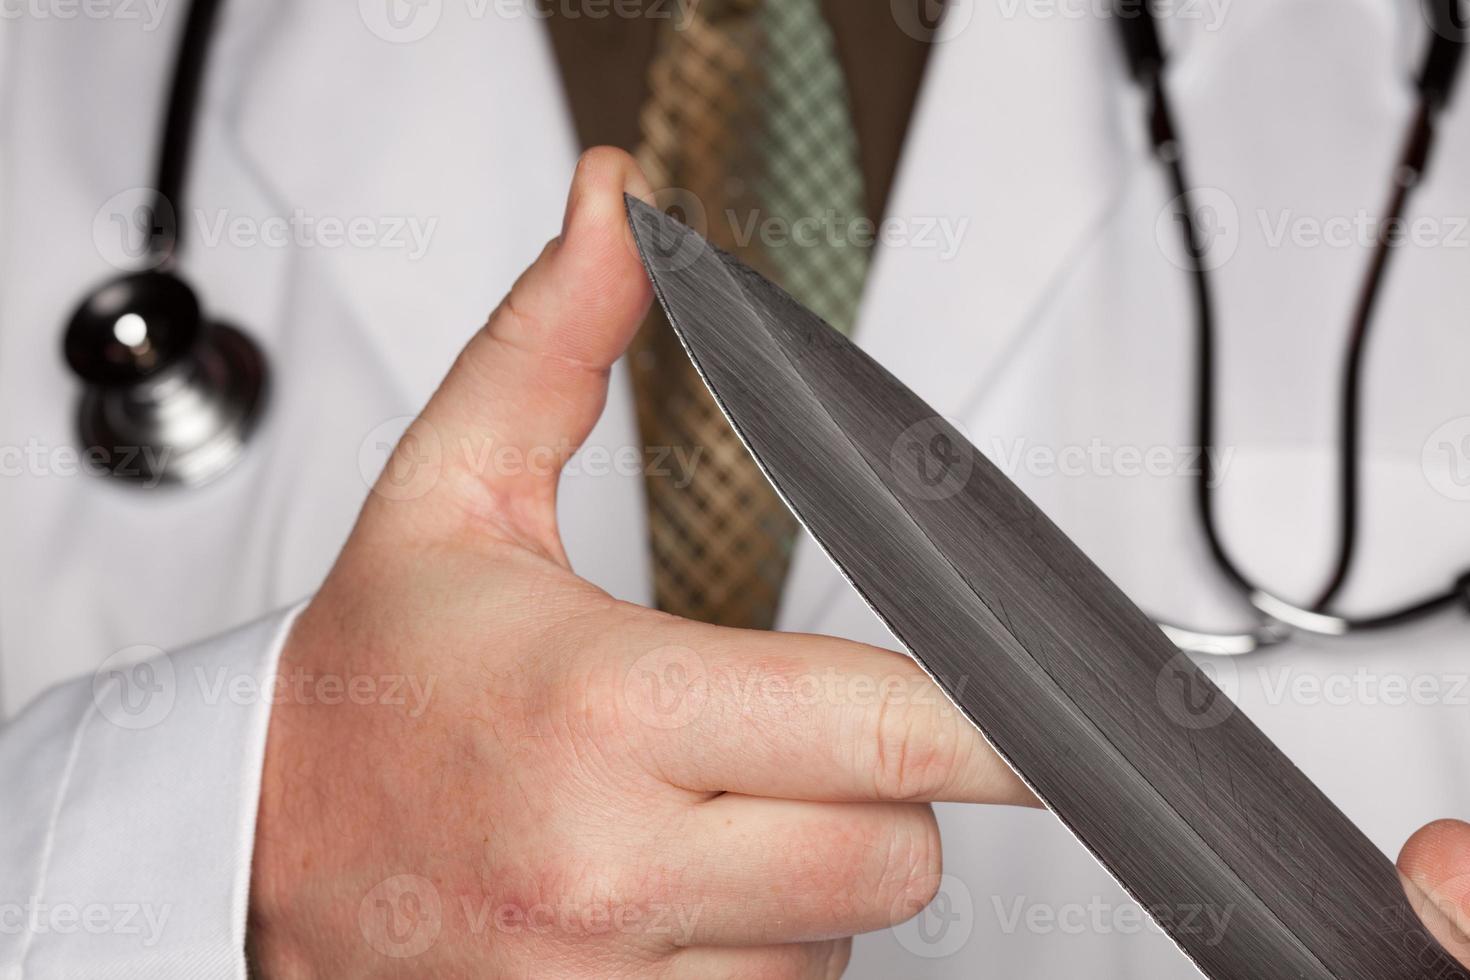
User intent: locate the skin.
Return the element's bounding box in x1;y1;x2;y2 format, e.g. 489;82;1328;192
245;146;1470;977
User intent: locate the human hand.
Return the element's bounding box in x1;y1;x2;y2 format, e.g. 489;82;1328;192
1399;819;1470;966
245;147;1036;979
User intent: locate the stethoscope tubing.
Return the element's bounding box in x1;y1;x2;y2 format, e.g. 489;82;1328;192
1131;17;1470;654
150;0;224;263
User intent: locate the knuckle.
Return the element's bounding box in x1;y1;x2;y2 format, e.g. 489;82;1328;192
779;808;939;931
504;854;651;946
872;805;943;917
744;963;803;980
819;938;854;980
824;938;854;980
737;944;841;980
530;608;639;727
518;651;636;771
529;605;723;782
544;656;638;762
867;690;962;802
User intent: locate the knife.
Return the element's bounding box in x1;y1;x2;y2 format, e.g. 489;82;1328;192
624;195;1466;980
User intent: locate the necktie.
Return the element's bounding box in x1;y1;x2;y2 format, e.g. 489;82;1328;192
631;0;870;628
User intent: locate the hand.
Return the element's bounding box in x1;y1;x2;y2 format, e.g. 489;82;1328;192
246;147;1036;978
1401;820;1470;966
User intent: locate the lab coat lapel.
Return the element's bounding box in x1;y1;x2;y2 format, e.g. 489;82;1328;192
220;1;651;604
225;0;579;398
777;6;1133;633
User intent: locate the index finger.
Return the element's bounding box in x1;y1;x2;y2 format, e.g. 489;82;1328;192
619;618;1039;807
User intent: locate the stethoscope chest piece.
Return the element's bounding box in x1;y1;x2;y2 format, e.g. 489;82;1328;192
64;270;268;487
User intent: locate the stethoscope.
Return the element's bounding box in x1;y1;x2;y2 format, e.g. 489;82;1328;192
58;0;1470;649
1118;0;1470;653
63;0;267;488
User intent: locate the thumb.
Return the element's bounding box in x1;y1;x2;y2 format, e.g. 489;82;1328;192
368;147;655;559
1399;819;1470;964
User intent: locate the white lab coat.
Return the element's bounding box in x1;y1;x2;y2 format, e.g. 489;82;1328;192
2;0;1469;975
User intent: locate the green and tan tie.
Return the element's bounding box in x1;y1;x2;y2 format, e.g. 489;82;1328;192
631;0;871;628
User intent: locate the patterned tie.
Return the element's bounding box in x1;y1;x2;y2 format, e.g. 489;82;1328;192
631;0;870;628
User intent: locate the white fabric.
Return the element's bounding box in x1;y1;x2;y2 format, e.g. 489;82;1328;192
0;0;1468;976
0;605;297;978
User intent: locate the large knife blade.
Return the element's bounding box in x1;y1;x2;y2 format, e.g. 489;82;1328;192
625;195;1465;980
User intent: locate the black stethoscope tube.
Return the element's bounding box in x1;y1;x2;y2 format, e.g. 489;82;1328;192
150;0;224;263
1123;2;1470;648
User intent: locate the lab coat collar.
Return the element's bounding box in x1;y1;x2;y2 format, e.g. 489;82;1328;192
226;1;583;402
221;2;654;606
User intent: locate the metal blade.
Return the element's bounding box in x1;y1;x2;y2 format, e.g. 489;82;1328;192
625;195;1464;980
